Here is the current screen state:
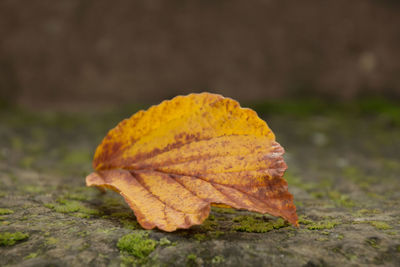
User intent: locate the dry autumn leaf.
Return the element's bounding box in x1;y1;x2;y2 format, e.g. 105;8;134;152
86;93;298;231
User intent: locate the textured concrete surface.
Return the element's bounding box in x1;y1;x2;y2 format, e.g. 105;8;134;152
0;102;399;266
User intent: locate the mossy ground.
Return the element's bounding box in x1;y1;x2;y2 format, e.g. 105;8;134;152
1;100;400;266
0;232;29;246
117;232;157;260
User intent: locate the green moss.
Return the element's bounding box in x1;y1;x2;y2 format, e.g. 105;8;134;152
120;255;136;267
199;214;218;231
77;231;88;237
211;255;225;264
365;237;380;248
186;253;198;266
346;253;358;261
358;221;392;230
120;219;141;230
211;206;237;214
187;253;197;261
159;237;172;246
210;230;225;238
45;237;58;245
356;209;381;216
369;221;392;230
72;213;90;218
298;216;314;225
79;242;90;251
117;232;157;259
307;220;340;230
0;232;29;246
233;216;287;233
45;199;101;216
193;229;224;241
194;233;207;241
22;185;44;194
0;208;13;215
294;200;304;207
328;191;355;208
24;252;38;259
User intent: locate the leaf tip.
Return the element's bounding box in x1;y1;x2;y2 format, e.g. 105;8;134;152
86;172;102;187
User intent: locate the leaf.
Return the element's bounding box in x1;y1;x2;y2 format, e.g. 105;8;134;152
86;93;298;232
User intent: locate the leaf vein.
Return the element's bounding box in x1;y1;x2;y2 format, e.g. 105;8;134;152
152;169;270;206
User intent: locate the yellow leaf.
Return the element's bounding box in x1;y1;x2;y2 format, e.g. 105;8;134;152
86;93;298;232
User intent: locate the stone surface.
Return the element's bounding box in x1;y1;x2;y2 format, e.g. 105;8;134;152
0;102;399;266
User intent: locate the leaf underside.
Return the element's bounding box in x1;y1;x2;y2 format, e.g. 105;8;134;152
86;93;298;232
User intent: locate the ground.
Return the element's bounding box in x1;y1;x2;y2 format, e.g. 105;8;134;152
0;100;399;266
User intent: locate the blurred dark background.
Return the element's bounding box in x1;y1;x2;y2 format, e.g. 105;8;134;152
1;0;399;110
